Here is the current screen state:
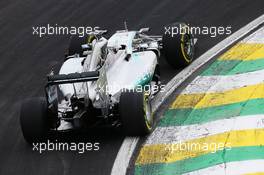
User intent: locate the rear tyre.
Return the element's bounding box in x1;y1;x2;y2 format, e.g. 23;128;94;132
20;97;49;144
162;22;195;68
119;91;153;136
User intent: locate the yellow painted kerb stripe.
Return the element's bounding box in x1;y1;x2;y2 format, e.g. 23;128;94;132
219;43;264;61
171;83;264;109
136;129;264;165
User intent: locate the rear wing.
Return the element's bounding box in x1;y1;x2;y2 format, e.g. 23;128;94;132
45;71;100;105
47;71;99;85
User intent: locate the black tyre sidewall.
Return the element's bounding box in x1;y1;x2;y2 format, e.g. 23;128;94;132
20;97;49;144
67;35;95;57
68;35;87;57
119;91;153;136
163;23;194;68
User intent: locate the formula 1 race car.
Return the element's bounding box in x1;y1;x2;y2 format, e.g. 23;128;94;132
20;23;195;143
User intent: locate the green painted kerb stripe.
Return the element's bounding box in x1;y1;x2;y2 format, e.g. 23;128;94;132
159;98;264;127
201;58;264;76
135;146;264;175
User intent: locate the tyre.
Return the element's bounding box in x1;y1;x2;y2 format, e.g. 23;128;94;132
67;35;95;57
20;97;49;144
119;91;153;136
162;22;195;68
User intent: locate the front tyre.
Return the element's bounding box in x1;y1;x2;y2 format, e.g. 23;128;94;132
119;91;153;136
67;34;95;58
20;97;49;144
162;23;195;68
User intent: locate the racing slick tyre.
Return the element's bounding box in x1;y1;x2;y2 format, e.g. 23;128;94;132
162;22;195;68
67;35;95;57
20;97;49;144
119;91;153;136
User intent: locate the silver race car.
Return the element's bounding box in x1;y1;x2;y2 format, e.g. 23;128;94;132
20;23;195;143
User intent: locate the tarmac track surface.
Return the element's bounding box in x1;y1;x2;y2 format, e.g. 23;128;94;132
0;0;263;175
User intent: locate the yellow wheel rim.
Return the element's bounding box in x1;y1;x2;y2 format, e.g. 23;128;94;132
143;92;153;131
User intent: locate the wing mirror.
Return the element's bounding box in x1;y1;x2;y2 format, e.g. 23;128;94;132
139;27;150;33
93;29;108;35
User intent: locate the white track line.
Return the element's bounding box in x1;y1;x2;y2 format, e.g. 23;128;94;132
110;137;139;175
241;26;264;43
145;114;264;145
184;159;264;175
182;69;264;94
111;14;264;175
